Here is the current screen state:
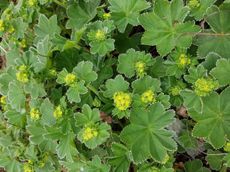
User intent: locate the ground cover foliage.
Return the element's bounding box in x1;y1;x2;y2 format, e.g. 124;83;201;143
0;0;229;171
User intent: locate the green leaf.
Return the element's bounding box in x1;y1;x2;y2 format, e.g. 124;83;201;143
32;36;52;73
40;98;55;126
132;76;161;94
0;67;16;95
108;0;150;32
85;156;110;172
5;110;26;127
66;81;88;103
75;104;100;126
66;1;100;29
181;89;203;113
140;0;200;56
12;17;28;39
73;61;97;83
0;158;21;172
60;161;86;172
56;132;77;162
27;123;46;145
90;38;115;56
24;79;46;99
109;143;131;172
35;14;61;41
192;87;230;149
104;75;129;98
206;150;224;171
210;58;230;86
196;6;230;58
117;49;154;78
184;159;210;172
189;0;217;20
120;103;177;163
7;82;26;112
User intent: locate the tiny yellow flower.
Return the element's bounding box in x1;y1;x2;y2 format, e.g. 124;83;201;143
53;105;63;119
30;108;40;120
19;39;27;48
23;163;33;172
16;71;29;83
83;127;98;141
170;86;181;96
0;96;6;105
135;61;146;77
28;0;36;7
188;0;200;8
161;154;170;164
19;65;28;71
178;54;191;68
95;30;106;41
49;69;57;76
64;73;76;86
8;25;15;34
141;90;156;104
194;78;218;96
224;142;230;152
113;92;132;111
0;20;4;32
103;12;111;20
28;160;33;165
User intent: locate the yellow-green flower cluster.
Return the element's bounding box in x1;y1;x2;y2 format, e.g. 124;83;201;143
53;105;63;119
161;154;170;164
0;96;7;111
19;39;27;48
141;90;156;104
188;0;200;8
113;92;131;111
23;162;33;172
95;29;106;41
64;73;76;86
135;61;146;77
170;86;182;96
16;65;29;83
83;126;98;141
177;54;191;68
49;69;57;77
103;13;111;20
194;78;218;96
28;0;37;7
224;142;230;152
30;108;40;120
0;20;4;32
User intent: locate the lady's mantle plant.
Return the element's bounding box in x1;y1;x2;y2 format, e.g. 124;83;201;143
0;0;229;172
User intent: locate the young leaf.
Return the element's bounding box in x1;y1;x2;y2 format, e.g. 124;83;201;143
120;103;177;163
117;49;153;78
73;61;97;83
140;0;200;56
108;0;150;32
103;75;129;98
66;81;88;103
